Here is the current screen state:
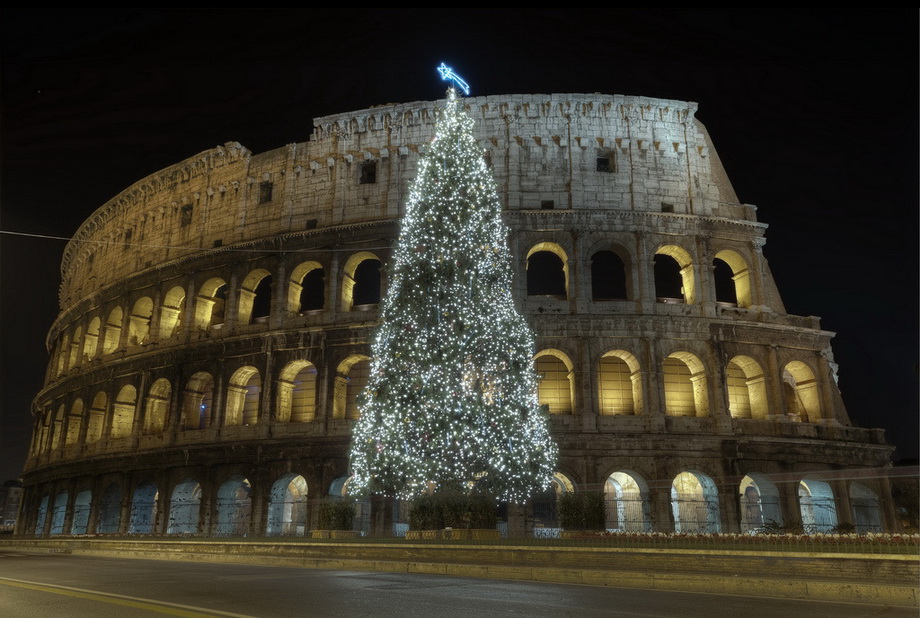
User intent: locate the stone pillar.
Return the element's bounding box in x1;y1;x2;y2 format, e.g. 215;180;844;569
778;478;802;528
506;503;527;539
635;231;655;314
271;261;287;329
833;478;853;528
748;239;767;308
765;346;785;419
696;234;716;317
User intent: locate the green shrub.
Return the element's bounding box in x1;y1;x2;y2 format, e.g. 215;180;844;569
316;497;356;530
558;491;606;530
408;491;497;530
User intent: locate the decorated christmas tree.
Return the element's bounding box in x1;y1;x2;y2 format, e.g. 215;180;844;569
348;77;558;503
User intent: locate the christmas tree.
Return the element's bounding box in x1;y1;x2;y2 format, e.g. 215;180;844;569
348;83;558;503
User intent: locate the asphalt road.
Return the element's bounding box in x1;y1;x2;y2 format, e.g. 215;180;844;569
0;551;911;617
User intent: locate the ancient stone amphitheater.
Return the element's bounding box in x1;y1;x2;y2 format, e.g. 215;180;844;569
18;93;895;538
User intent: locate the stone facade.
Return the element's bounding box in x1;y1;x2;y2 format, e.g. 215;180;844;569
18;94;895;538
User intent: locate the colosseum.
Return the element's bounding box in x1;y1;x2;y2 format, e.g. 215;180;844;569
17;93;896;538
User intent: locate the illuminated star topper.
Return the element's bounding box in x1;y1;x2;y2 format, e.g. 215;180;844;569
437;63;470;96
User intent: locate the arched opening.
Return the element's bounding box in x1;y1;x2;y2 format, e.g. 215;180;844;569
144;378;172;434
331;476;370;535
849;482;882;533
526;243;568;298
127;297;154;345
591;250;628;300
266;474;308;536
167;479;201;534
534;350;574;415
713;249;752;308
102;306;123;354
288;261;325;314
598;350;641;415
277;360;317;422
238;269;272;325
129;483;158;534
671;471;721;533
96;483;122;534
83;317;100;360
663;352;708;417
159;286;185;339
605;471;650;532
49;491;68;535
65;399;83;446
783;361;822;423
194;278;228;330
56;333;69;376
111;385;137;438
799;478;837;533
531;472;575;535
225;366;261;426
654;245;695;304
71;489;92;534
739;474;783;533
333;355;371;420
86;393;107;444
181;372;214;430
215;476;252;536
68;325;82;369
342;252;381;311
726;356;769;419
50;405;65;450
34;494;50;536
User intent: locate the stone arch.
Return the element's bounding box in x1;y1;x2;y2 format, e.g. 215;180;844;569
111;385;137;438
144;378;172;434
71;489;92;534
726;355;768;419
34;494;50;536
129;482;158;534
194;277;228;330
342;252;381;311
783;361;822;423
531;471;576;533
181;372;214;430
96;483;122;534
654;245;695;304
670;471;721;533
56;333;69;376
127;296;154;345
598;350;642;415
102;306;123;354
238;268;273;325
663;351;708;417
49;491;69;535
605;470;651;532
799;477;838;533
590;249;629;300
215;476;252;536
534;349;574;415
68;325;83;369
167;479;201;534
288;261;325;314
159;285;185;338
83;316;101;360
276;360;317;422
713;249;752;308
225;366;261;426
849;482;882;533
332;355;371;420
739;473;783;532
50;404;65;450
86;392;107;443
266;473;308;536
65;399;83;446
526;242;568;298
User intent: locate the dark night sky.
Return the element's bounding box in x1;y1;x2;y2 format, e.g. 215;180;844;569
1;9;916;482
